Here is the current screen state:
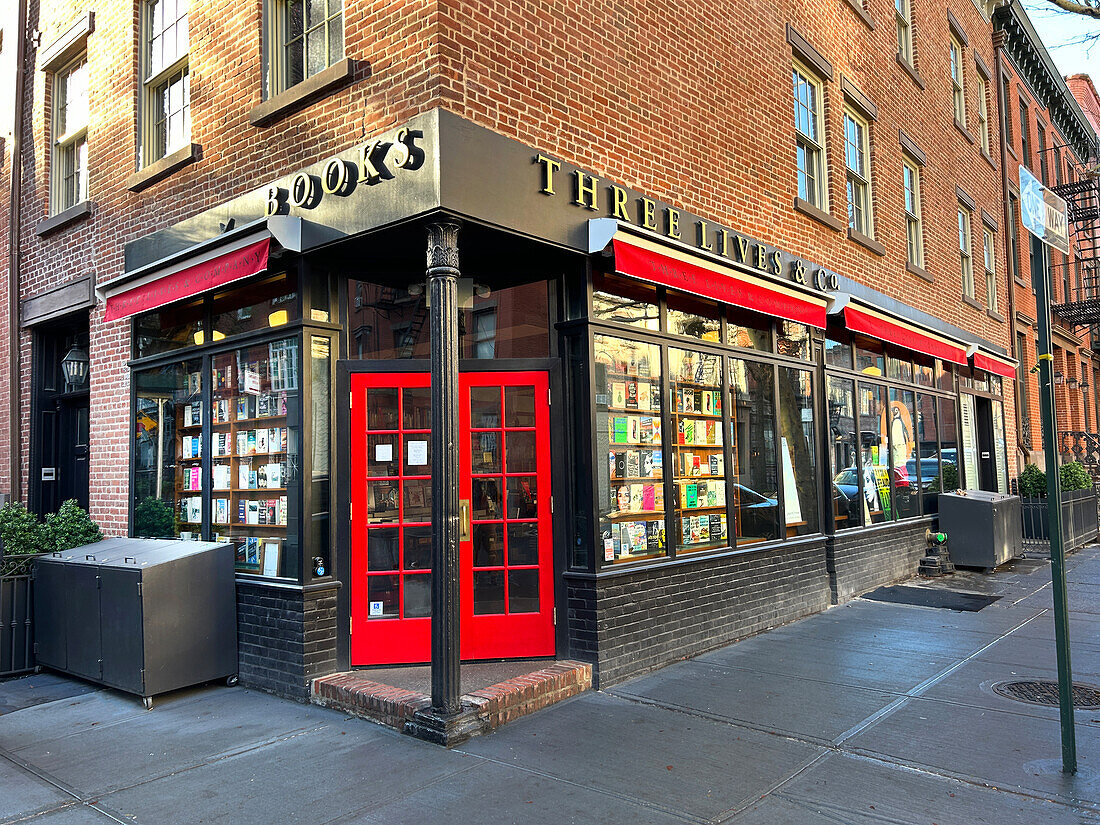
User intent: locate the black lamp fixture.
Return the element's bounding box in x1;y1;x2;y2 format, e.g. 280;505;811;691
61;344;89;388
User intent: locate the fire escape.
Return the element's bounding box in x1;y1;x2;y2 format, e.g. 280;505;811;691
1050;142;1100;469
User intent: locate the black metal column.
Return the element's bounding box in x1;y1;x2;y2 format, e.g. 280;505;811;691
427;221;462;716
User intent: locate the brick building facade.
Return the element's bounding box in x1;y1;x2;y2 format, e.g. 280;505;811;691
3;0;1060;698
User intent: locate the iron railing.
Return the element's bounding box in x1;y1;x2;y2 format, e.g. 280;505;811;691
1060;431;1100;470
0;553;39;678
1020;487;1100;553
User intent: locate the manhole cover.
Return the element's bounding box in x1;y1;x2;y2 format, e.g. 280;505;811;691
992;680;1100;708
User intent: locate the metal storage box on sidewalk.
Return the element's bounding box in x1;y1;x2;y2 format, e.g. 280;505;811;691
34;538;236;707
937;491;1022;570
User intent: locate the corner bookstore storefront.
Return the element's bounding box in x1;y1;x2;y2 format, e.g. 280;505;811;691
112;110;1015;696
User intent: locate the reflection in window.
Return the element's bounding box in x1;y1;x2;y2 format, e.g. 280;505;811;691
938;396;959;491
211;271;299;339
859;383;890;523
916;393;939;514
827;377;861;529
667;292;721;341
779;368;818;536
855;338;885;377
728;306;772;351
890;388;920;519
777;322;811;360
730;358;779;543
592;272;659;330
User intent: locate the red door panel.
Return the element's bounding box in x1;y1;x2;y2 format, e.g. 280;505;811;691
350;370;554;666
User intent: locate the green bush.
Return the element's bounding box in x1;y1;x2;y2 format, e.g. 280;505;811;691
1017;463;1047;497
0;502;47;555
941;462;959;491
1060;461;1093;493
43;500;102;552
133;497;175;538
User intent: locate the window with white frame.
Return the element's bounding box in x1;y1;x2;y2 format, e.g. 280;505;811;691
265;0;345;98
903;159;923;268
896;0;914;65
52;55;89;213
976;73;990;154
959;206;974;297
141;0;190;167
792;63;827;209
983;226;997;312
844;109;873;237
950;36;966;126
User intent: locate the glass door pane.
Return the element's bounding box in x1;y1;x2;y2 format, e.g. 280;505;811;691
729;358;780;543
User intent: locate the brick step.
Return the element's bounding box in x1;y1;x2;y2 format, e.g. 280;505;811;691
312;660;592;740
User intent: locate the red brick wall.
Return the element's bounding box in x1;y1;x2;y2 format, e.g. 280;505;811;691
17;0;1018;530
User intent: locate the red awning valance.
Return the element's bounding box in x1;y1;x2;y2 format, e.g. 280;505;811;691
843;304;968;365
973;351;1017;380
611;235;828;328
104;238;271;322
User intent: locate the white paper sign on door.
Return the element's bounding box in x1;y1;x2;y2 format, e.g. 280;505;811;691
408;440;428;465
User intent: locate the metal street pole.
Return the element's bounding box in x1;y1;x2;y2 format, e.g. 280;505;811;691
1034;240;1077;774
427;221;462;716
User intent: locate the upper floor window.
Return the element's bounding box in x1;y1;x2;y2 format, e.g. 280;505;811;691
903;159;923;267
52;56;89;213
983;226;997;312
1008;193;1021;282
265;0;345;98
1001;76;1013;144
975;73;990;155
959;206;974;298
844;109;873;237
1037;124;1048;184
1019;99;1030;166
896;0;914;65
141;0;190;166
950;36;966;126
792;63;827;209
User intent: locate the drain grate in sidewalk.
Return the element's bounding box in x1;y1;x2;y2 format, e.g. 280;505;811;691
862;585;1001;612
993;680;1100;708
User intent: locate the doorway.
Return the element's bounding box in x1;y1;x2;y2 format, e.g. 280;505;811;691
349;370;555;665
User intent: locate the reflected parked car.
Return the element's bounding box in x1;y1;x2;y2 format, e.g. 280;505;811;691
905;458;942;492
732;484;779;540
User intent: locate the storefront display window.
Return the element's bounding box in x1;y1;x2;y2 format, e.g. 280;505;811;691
133;299;204;360
825;336;853;370
889;388;920;519
310;336;332;577
777;322;811;360
730;358;780;544
914;355;934;388
210;271;299;339
669;347;726;554
937;397;960;491
855;338;885;377
727;306;772;352
667;293;721;341
592;272;659;330
887;354;913;384
827;377;861;530
779;367;818;536
209;338;300;578
858;383;890;523
595;335;667;564
133;359;202;539
916;393;940;513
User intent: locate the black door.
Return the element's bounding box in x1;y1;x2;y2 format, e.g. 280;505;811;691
976;396;996;492
57;395;90;509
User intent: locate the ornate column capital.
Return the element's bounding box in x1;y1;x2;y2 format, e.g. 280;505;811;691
426;221;461;276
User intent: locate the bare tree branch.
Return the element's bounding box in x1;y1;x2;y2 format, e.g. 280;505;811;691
1043;0;1100;19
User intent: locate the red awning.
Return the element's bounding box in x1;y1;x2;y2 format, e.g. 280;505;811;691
611;235;827;328
973;351;1017;380
843;304;968;365
104;238;271;322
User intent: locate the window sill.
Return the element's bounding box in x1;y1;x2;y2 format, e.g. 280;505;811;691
842;0;876;29
895;55;925;89
906;261;934;282
1014;276;1029;289
955;119;975;145
250;58;359;127
962;294;984;311
1007;143;1018;163
126;143;202;192
981;149;997;170
987;308;1005;322
35;200;93;237
848;227;886;256
793;197;844;232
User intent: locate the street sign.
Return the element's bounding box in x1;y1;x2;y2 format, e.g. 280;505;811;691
1020;165;1070;254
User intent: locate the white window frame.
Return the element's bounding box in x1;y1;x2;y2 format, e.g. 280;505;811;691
983;226;997;312
950;36;966;127
959;206;974;298
896;0;914;66
140;0;190;168
903;159;923;268
51;54;89;214
844;108;873;237
264;0;345;99
975;73;990;154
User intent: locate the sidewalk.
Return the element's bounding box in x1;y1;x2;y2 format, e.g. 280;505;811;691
4;551;1100;824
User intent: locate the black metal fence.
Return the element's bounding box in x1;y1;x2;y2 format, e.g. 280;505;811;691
1020;488;1100;554
1;553;39;678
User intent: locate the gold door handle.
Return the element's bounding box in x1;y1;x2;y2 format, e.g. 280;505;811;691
459;499;471;541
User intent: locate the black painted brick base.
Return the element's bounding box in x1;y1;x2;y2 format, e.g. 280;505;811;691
826;518;934;605
236;581;340;701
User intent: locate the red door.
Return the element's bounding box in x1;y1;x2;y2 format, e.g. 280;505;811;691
350;371;554;665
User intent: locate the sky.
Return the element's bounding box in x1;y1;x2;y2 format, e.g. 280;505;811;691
1023;0;1099;78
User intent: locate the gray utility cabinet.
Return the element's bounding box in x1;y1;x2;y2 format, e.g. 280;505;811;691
35;538;237;706
937;490;1022;570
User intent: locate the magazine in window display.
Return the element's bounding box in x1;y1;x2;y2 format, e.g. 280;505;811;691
262;541;280;577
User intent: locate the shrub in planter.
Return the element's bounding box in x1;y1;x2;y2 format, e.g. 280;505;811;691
0;502;47;556
43;500;102;552
1017;464;1047;498
1059;461;1093;493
